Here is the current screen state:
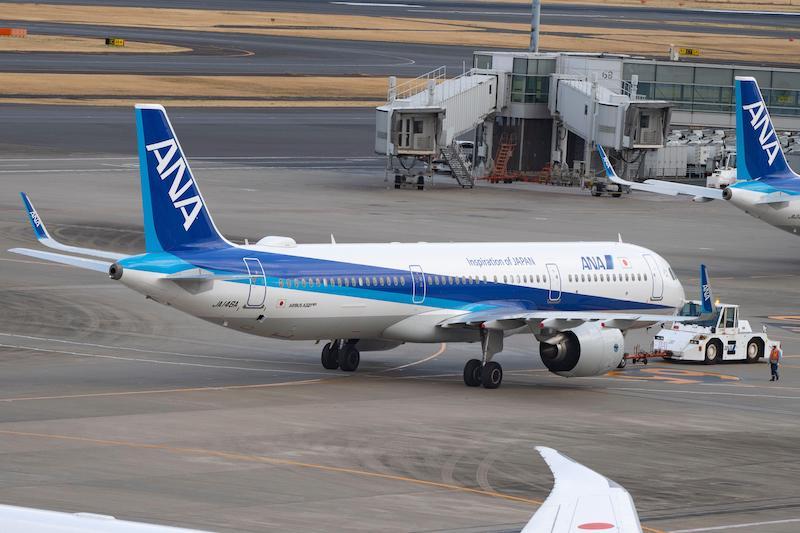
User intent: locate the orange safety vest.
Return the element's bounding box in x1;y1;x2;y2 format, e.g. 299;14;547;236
770;347;780;362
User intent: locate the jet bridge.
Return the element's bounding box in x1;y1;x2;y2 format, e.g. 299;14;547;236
550;75;671;176
376;67;498;189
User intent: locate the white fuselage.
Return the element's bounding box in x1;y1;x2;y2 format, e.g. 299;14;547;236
118;241;685;343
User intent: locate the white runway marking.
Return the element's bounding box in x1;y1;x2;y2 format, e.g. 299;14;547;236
381;343;446;372
670;518;800;532
332;1;422;6
0;332;320;367
0;342;324;375
610;387;800;400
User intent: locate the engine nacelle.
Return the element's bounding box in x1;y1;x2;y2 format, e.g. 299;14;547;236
539;322;624;377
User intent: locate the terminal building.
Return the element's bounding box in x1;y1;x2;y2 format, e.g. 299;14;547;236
375;50;800;187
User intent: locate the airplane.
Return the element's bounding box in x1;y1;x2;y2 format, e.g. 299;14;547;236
0;503;208;532
9;104;691;390
599;76;800;237
524;447;642;532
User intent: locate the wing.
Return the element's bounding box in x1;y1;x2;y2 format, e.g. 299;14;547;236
163;268;252;281
522;447;643;533
18;192;128;260
440;306;693;332
597;146;723;201
754;191;793;204
9;248;112;273
0;503;209;532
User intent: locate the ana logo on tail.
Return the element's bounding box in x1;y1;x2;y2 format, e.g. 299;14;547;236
742;99;780;167
146;138;203;231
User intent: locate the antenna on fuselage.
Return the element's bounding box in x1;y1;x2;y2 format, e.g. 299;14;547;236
331;234;336;245
618;233;623;243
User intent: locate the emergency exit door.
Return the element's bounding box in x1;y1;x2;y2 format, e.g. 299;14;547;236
643;254;664;301
409;265;426;304
546;263;561;303
243;257;266;308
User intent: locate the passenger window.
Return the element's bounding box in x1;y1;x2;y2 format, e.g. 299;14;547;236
643;274;648;281
543;275;548;283
393;276;399;286
400;277;406;286
503;275;507;283
372;277;377;286
493;275;498;283
426;275;432;285
593;274;598;282
358;277;364;287
580;274;585;282
380;277;386;286
455;277;461;285
323;278;328;287
278;279;283;288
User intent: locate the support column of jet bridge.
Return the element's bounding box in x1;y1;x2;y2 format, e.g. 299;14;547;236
375;66;498;190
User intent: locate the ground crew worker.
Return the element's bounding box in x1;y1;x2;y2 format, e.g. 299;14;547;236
770;344;783;381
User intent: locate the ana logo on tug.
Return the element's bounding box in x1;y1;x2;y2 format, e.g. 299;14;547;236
146;137;203;231
581;255;614;270
743;99;780;167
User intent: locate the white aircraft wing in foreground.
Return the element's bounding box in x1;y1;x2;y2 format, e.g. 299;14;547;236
0;503;210;532
523;447;643;533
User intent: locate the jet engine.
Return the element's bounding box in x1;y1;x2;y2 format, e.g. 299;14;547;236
538;322;624;377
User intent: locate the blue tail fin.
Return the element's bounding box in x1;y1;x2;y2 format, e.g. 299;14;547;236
699;264;713;316
135;104;229;252
735;77;796;182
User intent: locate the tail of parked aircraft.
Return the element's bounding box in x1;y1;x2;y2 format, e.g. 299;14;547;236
735;76;797;182
135;104;231;253
699;264;713;316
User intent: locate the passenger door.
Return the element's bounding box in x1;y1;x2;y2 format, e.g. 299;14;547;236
409;265;426;304
642;254;664;301
243;257;266;308
546;263;561;303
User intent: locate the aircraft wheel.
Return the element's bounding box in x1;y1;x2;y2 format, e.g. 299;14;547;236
321;342;339;370
339;344;360;372
481;361;503;389
704;340;722;365
746;338;764;363
463;359;482;387
617;357;627;369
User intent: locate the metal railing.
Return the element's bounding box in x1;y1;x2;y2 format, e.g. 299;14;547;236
393;66;446;101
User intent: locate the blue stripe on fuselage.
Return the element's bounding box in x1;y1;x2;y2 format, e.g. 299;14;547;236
730;179;800;195
118;247;671;312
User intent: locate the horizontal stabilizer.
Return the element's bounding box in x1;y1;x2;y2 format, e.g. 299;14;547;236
8;248;111;273
19;192;127;261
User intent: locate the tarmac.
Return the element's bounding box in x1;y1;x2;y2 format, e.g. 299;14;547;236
2;108;800;532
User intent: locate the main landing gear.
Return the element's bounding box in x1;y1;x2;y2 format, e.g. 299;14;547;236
321;339;360;372
463;327;504;389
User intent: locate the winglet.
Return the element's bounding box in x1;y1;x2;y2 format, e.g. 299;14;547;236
20;192;50;241
700;264;713;315
15;193;127;261
523;447;643;533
